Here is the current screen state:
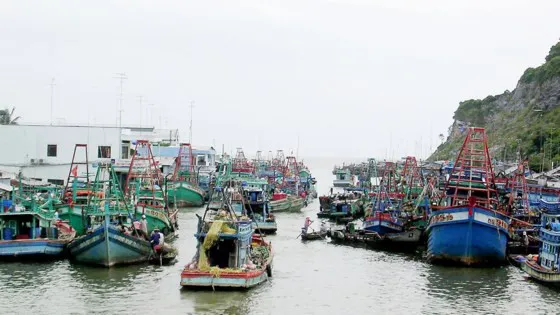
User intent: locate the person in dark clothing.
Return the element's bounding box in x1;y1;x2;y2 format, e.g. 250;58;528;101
150;229;161;249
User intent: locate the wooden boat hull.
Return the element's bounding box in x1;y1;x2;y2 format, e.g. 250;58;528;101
180;268;269;289
427;206;510;266
252;221;277;234
289;197;305;212
167;182;205;207
317;212;330;219
363;218;403;235
521;260;560;285
0;239;67;259
301;232;327;241
68;224;152;267
365;229;423;251
269;198;291;213
330;229;378;246
508;254;527;268
384;228;423;243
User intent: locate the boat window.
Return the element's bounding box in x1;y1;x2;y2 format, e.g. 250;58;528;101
197;155;207;166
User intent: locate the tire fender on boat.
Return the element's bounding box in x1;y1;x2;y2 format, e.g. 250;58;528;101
266;264;273;277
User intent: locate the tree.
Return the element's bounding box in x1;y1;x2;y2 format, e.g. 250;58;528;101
0;107;21;125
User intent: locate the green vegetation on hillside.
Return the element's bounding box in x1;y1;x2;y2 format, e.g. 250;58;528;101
520;41;560;84
430;40;560;172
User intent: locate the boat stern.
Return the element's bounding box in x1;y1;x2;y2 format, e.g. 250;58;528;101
180;269;268;289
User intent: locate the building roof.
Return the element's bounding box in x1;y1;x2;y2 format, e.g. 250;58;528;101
0;182;13;192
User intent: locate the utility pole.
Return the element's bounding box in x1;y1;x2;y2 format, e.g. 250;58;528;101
148;103;155;127
113;73;127;127
137;95;143;126
189;101;195;145
49;78;55;125
296;135;300;160
534;109;544;172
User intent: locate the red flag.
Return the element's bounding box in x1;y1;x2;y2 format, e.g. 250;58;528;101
71;166;78;177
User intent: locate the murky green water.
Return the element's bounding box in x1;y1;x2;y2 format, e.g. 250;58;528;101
0;163;559;314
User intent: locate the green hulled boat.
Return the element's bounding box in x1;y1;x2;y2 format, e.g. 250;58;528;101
168;143;205;207
125;140;179;236
167;181;204;207
134;195;178;235
269;194;304;213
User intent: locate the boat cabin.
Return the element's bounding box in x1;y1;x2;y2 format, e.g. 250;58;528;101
196;220;253;270
0;212;56;241
537;200;560;271
137;196;165;208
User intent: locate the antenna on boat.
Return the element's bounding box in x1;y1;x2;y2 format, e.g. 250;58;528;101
189;101;195;145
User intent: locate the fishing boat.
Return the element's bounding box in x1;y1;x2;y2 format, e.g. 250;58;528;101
167;143;205;207
300;220;328;241
68;163;154;267
519;199;560;284
268;193;305;213
333;168;353;188
0;184;76;259
221;179;278;234
0;211;75;259
180;188;273;290
243;183;277;235
58;144;92;235
126;140;178;236
426;127;510;266
213;154;278;233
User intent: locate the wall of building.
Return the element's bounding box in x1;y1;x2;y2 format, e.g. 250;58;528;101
0;125;123;184
0;124;122;166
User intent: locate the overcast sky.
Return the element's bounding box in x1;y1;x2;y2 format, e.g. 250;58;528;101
1;0;559;159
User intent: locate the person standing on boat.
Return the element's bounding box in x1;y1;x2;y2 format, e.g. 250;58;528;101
150;228;161;251
302;216;313;234
523;231;529;254
140;215;148;235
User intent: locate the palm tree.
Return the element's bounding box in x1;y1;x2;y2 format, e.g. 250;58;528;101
0;107;21;125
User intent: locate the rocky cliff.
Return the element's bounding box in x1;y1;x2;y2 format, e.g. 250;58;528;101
429;40;560;172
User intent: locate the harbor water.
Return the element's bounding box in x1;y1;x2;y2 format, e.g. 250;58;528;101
0;158;559;315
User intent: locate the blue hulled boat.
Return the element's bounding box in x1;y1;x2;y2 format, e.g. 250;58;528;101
521;199;560;285
0;185;76;260
0;211;74;259
363;210;404;235
427;127;510;266
68;217;152;267
68;162;154;267
427;205;509;265
363;162;404;236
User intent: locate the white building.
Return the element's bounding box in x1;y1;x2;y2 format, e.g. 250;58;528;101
0;124;179;185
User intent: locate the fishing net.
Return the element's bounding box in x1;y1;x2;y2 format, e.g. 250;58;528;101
250;245;270;269
197;220;241;276
198;220;224;270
